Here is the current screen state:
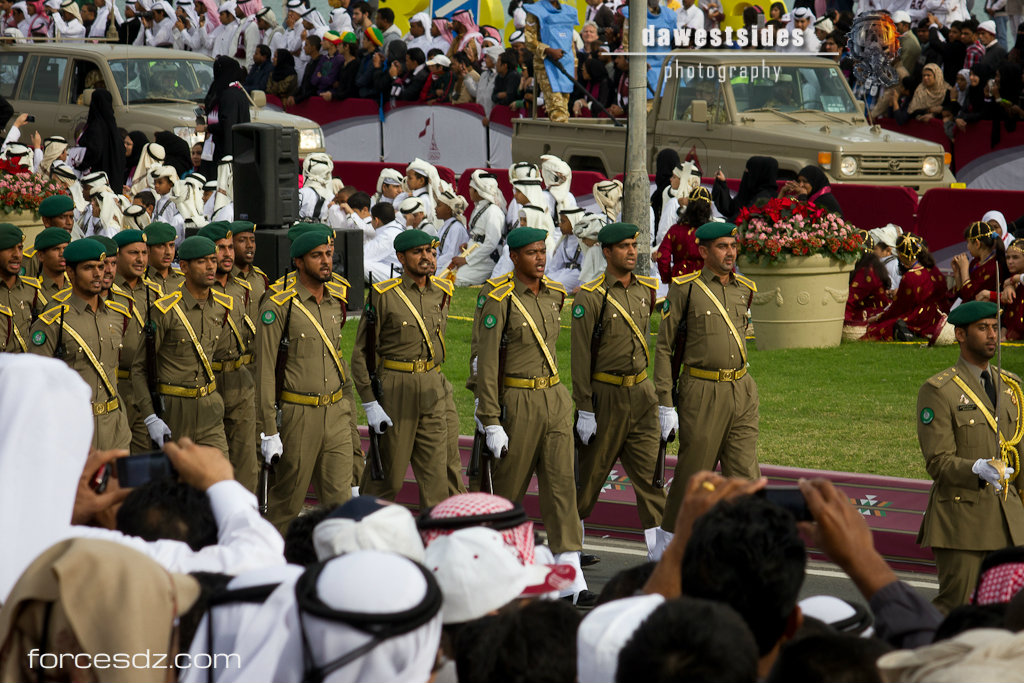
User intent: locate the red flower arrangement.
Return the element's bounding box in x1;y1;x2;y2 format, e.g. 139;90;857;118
0;166;71;217
736;197;864;264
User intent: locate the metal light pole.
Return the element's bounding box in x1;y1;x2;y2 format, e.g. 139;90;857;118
625;0;651;275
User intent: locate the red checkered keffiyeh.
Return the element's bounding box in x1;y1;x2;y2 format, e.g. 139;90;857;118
419;493;536;566
973;562;1024;605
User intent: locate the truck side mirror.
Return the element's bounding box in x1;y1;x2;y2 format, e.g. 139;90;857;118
251;90;267;109
691;99;708;124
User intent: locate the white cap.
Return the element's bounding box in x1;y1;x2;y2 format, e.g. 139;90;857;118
577;594;665;683
798;595;875;636
426;54;451;67
814;17;833;32
977;19;997;34
398;196;425;215
509;29;524;43
891;10;911;24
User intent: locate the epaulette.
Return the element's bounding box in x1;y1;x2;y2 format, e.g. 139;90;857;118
105;299;131;318
20;276;41;290
53;286;72;302
0;303;12;317
109;288;133;305
488;281;515;301
211;289;233;310
543;277;566;295
232;276;252;291
431;276;453;296
926;367;956;389
372;277;401;294
270;288;297;306
325;281;348;303
171;265;183;274
734;273;757;292
110;282;128;296
486;271;512;287
253;266;268;277
636;275;659;290
671;272;700;286
23;247;36;258
142;276;162;293
39;304;69;325
581;274;605;292
153;290;183;314
1000;370;1022;384
332;273;351;287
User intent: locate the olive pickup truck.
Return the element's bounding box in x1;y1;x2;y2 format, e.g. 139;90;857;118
512;53;955;191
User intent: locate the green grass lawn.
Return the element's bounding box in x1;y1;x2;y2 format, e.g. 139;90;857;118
345;287;1024;481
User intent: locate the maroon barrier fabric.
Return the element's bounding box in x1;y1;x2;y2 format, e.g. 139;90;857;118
265;93;380;121
830;184;920;233
917;188;1024;252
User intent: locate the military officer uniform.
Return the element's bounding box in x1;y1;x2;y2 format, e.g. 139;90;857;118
229;220;270;320
32;227;71;309
29;239;132;451
145;222;186;295
572;224;666;553
130;236;233;454
0;224;42;353
20;195;75;279
655;222;760;535
256;229;353;533
917;301;1024;613
351;230;453;507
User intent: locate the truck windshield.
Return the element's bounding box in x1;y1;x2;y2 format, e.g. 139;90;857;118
108;58;213;104
727;65;858;114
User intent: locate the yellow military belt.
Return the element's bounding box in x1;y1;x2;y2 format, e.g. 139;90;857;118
593;369;648;387
158;381;218;398
211;354;255;372
382;358;437;373
279;388;345;407
504;373;560;390
92;398;120;415
116;369;130;379
685;365;747;382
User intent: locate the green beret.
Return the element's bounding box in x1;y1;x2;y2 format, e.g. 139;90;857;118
63;238;107;265
506;227;548;250
39;194;74;218
695;222;738;243
394;229;436;252
85;235;117;254
114;229;147;249
198;221;233;242
598;222;639;245
0;223;24;250
178;236;217;261
144;222;177;245
230;220;256;234
947;301;1000;328
288;222;332;242
291;231;333;259
34;227;72;251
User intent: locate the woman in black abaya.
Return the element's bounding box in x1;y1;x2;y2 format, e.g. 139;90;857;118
201;55;251;177
78;89;124;186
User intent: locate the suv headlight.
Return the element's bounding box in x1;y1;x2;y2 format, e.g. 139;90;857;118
299;128;323;153
839;155;858;177
922;156;940;177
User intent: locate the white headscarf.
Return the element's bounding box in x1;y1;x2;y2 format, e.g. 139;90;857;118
58;0;82;22
508;161;539;182
406;158;441;198
1;142;32;170
470;169;504;212
540;154;573;212
2;27;27;42
519;203;558;253
0;355;93;602
95;190;123;231
512;179;545;211
375;168;403;195
302;152;333;201
435;183;468;221
50;162;88;212
177;0;202;30
40;136;68;176
215;156;233;212
300;6;326;29
577;594;666;683
329;6;351;32
123;204;152;230
593;179;623;222
131;142;166;193
174;174;207;228
313;503;426;563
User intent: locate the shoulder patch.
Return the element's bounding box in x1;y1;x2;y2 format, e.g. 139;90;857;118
261;309;277;325
544;277;566;295
486;271;512;287
734;273;757;292
920;407;934;424
671;272;700;286
636;275;659;290
926;369;955;389
325;281;349;303
581;274;605;292
105;299;131;318
232;276;252;291
487;281;515;302
483;313;497;329
211;289;233;310
31;329;46;345
431;276;453;297
572;303;585;318
20;276;41;290
372;277;401;294
332;273;351;287
53;286;72;302
153;291;183;314
0;303;11;317
253;266;268;277
39;304;69;325
270;288;297;306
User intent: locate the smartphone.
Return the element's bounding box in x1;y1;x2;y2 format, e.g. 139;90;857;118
758;486;813;521
116;451;175;488
25;115;35;123
90;463;110;493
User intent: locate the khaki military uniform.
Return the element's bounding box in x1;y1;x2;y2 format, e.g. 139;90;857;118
112;275;163;452
231;264;270;322
148;267;186;295
475;274;582;554
0;275;42;353
655;268;760;533
20;247;40;279
351;274;454;507
212;275;259;492
572;272;666;532
523;13;575;123
917;358;1024;613
256;279;352;533
29;293;133;451
37;273;68;309
130;287;232;454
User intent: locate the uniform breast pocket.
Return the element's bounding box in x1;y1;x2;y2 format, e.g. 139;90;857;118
733;303;749;329
292;335;319;360
165;329;192;358
954;410;982;449
107;323;123;352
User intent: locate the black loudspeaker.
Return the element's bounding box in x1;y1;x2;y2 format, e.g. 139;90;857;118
232;123;299;226
253;227;364;312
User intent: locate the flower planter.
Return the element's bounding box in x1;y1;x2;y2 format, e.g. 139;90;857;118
740;254;856;350
1;209;42;246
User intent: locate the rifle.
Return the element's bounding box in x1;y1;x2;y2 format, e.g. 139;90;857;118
144;279;163;417
261;284;292;515
658;284;692;489
482;296;513;493
54;305;66;360
576;280;611;491
364;273;385;481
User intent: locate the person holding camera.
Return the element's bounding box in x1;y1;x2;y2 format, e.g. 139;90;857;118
49;0;84;37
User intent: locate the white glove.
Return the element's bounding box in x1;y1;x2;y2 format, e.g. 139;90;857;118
144;414;172;445
484;425;509;458
474;398;484;433
362;400;393;435
471;355;478;375
576;410;597;445
658;406;678;442
973;459;1014;491
260;432;283;465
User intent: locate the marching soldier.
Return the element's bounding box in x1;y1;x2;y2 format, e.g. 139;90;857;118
230;220;270;318
21;195;77;279
572;223;666;558
0;223;42;353
653;222;760;550
144;222;186;294
351;229;453;507
31;228;71;306
256;229;353;533
917;300;1024;612
130;236;233;454
199;222;259;492
475;226;590;603
29;239;132;451
112;229;162;452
